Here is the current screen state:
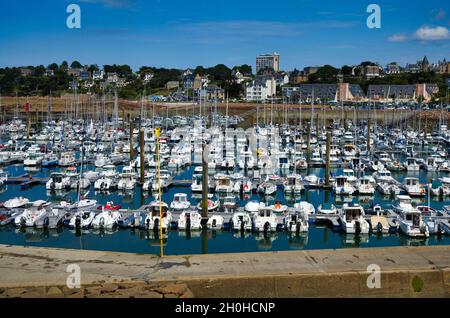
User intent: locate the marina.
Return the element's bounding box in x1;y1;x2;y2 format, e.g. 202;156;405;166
1;104;450;256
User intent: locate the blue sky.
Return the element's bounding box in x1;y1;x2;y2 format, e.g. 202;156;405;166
0;0;449;71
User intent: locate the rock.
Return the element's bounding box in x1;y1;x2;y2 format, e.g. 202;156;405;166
85;286;102;296
136;291;163;298
62;286;82;296
164;293;179;298
180;289;194;298
4;288;27;298
46;287;63;298
21;292;43;298
156;283;188;295
66;291;85;298
101;283;119;293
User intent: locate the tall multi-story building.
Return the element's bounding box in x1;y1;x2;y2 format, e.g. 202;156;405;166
256;53;280;74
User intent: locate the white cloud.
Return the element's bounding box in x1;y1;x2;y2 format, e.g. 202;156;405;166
414;26;450;41
388;34;408;42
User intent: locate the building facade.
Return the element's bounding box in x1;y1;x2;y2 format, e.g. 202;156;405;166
256;53;280;74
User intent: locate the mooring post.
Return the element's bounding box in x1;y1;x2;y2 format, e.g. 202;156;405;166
139;128;145;185
201;143;209;224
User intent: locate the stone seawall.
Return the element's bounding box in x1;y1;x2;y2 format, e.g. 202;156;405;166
0;245;448;298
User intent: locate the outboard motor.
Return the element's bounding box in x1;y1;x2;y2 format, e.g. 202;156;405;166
153;218;159;232
146;218;150;230
264;222;270;233
186;215;191;230
212;219;217;228
355;221;361;234
99;217;105;229
376;222;383;234
20;216;26;227
75;216;81;229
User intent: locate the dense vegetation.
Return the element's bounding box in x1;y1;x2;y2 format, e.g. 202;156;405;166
0;61;447;100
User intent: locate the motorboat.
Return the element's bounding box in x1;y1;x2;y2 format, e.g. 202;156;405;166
356;176;375;195
373;169;394;183
231;211;252;231
94;176;114;191
394;195;429;238
196;194;220;211
59;152;76;167
402;177;425;197
177;210;202;231
14;200;50;227
222;195;238;211
253;207;278;232
206;215;224;230
117;167;137;191
283;174;303;194
293;201;315;215
334;176;355;195
317;202;337;215
144;201;172;232
170;193;190;211
257;181;277;195
23;152;44;166
46;172;71;190
3;196;30;209
91;210;122;229
215;174;234;193
404;157;420;172
338;203;370;234
284;210;308;233
69;211;96;229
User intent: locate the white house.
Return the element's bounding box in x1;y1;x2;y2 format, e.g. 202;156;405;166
246;76;276;101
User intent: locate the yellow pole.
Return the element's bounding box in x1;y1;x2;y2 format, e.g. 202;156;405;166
155;128;163;257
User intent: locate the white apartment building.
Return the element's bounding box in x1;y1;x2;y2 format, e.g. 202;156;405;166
246;77;276;101
256;53;280;74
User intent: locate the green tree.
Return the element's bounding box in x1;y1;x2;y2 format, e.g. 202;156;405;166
70;61;82;69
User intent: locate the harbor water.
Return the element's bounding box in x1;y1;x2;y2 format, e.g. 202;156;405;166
1;162;449;256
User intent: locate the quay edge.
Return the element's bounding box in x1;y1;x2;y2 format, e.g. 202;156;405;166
0;244;448;298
